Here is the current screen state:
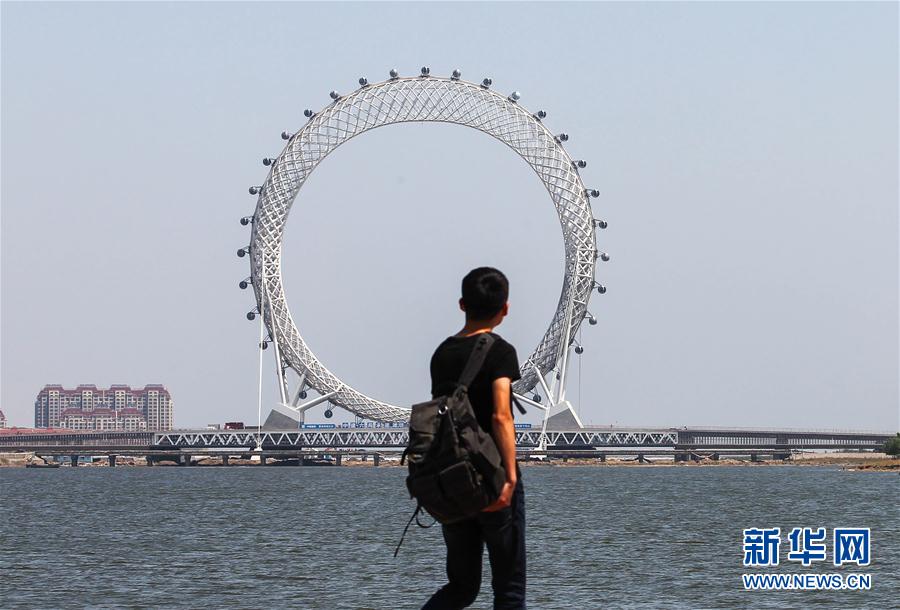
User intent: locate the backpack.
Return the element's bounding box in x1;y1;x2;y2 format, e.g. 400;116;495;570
402;334;507;525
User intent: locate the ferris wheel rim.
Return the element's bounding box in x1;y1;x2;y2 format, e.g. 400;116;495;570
247;74;598;422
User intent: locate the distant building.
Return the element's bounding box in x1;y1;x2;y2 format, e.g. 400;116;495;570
34;384;174;430
59;407;148;432
0;409;7;428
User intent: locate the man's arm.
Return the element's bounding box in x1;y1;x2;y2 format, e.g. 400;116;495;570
483;376;517;512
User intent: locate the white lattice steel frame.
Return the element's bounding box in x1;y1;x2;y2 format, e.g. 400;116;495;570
247;74;598;422
152;429;680;450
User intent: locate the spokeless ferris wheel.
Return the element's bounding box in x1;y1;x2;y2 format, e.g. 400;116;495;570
237;67;608;441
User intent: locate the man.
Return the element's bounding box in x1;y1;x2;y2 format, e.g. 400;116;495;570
423;267;526;610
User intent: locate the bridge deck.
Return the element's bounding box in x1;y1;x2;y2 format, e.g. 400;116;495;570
1;426;892;453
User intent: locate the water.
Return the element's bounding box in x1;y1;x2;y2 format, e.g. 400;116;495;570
1;465;897;609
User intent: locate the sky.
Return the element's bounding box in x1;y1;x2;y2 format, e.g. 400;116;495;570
1;2;897;431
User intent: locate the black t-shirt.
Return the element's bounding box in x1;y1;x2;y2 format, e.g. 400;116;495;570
430;332;522;436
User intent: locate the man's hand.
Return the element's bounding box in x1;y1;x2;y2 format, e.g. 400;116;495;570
483;478;516;512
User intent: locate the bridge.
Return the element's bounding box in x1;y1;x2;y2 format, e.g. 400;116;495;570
1;426;893;465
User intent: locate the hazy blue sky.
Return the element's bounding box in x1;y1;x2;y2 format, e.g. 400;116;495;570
2;2;897;431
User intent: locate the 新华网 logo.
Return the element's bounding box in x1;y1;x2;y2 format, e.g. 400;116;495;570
741;527;872;591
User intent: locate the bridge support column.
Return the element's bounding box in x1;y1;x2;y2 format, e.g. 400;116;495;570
674;452;688;463
70;455;79;467
750;453;760;463
260;456;267;466
108;455;116;467
598;453;606;463
373;454;381;467
773;452;791;461
180;455;191;467
335;454;342;467
222;456;229;466
146;456;155;466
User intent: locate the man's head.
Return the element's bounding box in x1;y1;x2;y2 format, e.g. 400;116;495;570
460;267;509;323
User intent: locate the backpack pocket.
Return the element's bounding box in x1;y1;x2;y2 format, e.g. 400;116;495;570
438;461;489;515
458;426;505;499
407;472;443;507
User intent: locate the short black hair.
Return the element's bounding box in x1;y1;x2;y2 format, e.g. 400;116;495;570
461;267;509;320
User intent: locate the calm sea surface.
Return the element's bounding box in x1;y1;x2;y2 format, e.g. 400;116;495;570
1;465;897;609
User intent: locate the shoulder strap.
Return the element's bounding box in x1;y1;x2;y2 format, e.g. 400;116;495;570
456;334;496;388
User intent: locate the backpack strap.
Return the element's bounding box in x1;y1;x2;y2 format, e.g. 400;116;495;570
457;333;496;389
393;504;421;558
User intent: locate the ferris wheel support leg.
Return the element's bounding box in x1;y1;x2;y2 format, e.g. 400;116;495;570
264;390;338;430
259;262;290;406
556;300;575;405
512;393;547;411
534;370;552;453
292;391;338;415
532;353;585;453
555;346;585;430
271;339;289;406
533;364;555;406
552;294;586;430
289;372;308;407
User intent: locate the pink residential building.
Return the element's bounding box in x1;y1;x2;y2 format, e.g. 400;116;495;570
34;384;174;430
